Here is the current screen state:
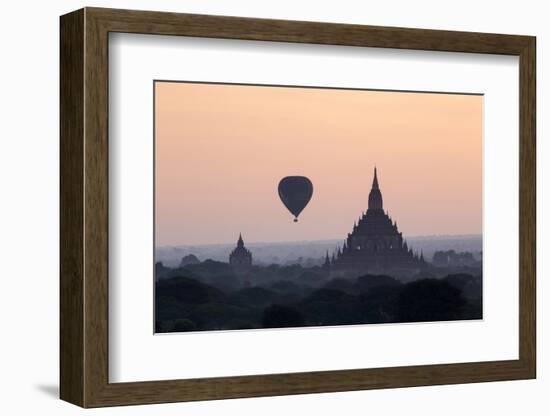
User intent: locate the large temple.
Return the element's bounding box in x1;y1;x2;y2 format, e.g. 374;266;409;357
325;167;426;277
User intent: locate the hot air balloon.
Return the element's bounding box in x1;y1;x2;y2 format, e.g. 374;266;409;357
278;176;313;222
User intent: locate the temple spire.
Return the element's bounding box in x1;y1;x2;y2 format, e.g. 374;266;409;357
372;166;379;190
323;251;331;269
237;233;244;248
368;166;383;210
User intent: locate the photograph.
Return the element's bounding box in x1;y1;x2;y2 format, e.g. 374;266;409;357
154;81;483;333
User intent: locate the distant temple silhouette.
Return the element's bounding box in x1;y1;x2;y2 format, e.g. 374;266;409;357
229;233;253;274
326;167;426;277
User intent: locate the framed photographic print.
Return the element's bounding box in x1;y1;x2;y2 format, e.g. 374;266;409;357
60;7;536;408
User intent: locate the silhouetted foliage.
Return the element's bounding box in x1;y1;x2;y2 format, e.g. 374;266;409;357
267;279;313;303
262;304;305;328
156;276;225;304
300;288;361;325
298;270;325;285
155;320;163;333
172;318;197;332
155;268;482;332
155;262;169;280
356;274;401;293
358;284;403;323
305;288;351;303
229;287;279;307
179;254;201;267
270;280;301;293
397;278;466;322
444;273;482;300
324;278;357;294
442;274;482;319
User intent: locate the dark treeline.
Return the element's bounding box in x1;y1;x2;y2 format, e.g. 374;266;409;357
155;261;482;332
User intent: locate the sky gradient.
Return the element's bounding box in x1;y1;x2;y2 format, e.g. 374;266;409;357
155;82;482;246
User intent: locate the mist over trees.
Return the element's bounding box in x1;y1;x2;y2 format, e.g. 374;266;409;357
155;260;482;333
155;235;482;268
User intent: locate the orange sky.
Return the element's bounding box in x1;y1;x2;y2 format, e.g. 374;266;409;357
155;82;482;246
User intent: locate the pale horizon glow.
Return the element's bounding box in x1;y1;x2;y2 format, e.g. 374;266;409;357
155;82;482;246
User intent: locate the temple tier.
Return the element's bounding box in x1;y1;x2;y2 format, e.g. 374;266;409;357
327;167;426;277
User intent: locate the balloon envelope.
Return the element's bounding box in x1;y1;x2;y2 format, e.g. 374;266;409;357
278;176;313;222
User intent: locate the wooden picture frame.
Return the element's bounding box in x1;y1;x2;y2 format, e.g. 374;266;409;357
60;7;536;408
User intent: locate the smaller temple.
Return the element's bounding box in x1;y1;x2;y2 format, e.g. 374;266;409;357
229;233;253;274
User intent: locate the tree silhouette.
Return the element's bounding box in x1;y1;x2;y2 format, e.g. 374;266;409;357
155;320;163;333
172;318;197;332
398;278;466;322
262;304;305;328
156;276;225;304
300;288;361;325
356;274;401;293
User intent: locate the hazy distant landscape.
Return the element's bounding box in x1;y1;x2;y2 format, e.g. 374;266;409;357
156;234;482;267
155;234;482;333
